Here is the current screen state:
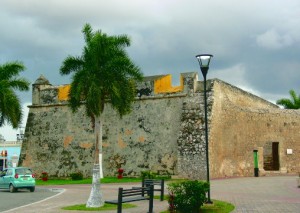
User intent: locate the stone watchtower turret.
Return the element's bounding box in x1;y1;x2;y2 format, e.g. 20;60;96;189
32;75;52;105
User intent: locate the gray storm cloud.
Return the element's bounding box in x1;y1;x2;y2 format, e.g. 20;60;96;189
1;0;300;139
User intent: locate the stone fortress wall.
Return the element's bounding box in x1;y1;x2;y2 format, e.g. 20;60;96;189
19;72;300;178
210;81;300;177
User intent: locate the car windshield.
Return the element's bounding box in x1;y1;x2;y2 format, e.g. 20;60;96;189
16;168;32;175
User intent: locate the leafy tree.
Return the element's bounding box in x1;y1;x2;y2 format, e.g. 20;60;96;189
60;23;143;207
0;61;30;128
276;89;300;109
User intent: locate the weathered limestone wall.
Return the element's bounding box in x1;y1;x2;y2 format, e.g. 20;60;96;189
176;81;213;180
102;96;183;176
20;105;95;177
21;98;184;177
210;80;300;178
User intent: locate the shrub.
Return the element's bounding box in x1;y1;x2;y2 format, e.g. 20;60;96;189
70;172;83;180
156;170;172;180
140;170;157;179
167;180;209;213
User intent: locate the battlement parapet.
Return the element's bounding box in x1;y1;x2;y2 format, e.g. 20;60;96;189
32;72;199;106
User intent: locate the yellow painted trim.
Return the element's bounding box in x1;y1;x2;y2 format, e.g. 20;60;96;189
154;74;183;94
58;85;70;101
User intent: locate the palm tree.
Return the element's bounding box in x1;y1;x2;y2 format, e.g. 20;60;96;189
60;23;143;207
276;89;300;109
0;61;30;128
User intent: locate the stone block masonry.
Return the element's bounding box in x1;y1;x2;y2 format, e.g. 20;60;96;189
19;73;300;179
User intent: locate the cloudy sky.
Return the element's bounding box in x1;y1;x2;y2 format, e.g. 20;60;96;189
1;0;300;140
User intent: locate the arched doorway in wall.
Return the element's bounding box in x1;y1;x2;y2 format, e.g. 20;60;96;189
263;142;279;171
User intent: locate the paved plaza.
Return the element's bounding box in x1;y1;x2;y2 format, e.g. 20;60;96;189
2;175;300;213
211;175;300;212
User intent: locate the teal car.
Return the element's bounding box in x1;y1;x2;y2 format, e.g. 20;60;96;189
0;167;35;193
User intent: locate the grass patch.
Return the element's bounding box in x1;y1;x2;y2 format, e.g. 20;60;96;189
160;199;234;213
36;179;92;185
101;177;142;183
62;203;136;211
36;177;142;185
200;200;235;212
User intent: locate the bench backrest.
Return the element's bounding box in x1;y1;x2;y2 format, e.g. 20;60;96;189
144;179;163;185
117;185;154;213
119;187;152;198
143;179;164;186
142;179;165;201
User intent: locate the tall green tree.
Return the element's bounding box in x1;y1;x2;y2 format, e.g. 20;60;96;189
276;89;300;109
60;23;143;207
0;61;30;128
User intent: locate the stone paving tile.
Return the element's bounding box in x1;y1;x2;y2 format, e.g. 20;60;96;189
211;176;300;213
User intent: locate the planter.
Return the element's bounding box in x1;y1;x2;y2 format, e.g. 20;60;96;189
42;177;48;181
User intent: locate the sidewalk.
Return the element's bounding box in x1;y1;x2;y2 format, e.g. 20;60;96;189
211;175;300;212
3;176;300;213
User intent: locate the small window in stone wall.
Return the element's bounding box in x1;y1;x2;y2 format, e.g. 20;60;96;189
263;142;280;171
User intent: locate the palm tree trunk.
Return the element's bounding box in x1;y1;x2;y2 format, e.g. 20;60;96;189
98;115;104;178
86;115;104;207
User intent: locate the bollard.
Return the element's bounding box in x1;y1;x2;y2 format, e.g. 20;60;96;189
253;150;259;177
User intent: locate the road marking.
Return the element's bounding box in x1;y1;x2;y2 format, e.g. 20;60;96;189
2;188;65;213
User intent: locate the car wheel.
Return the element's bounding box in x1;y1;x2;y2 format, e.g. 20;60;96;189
9;184;16;193
29;187;35;192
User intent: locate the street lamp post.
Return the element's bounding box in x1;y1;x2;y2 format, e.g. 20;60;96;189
196;54;213;204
